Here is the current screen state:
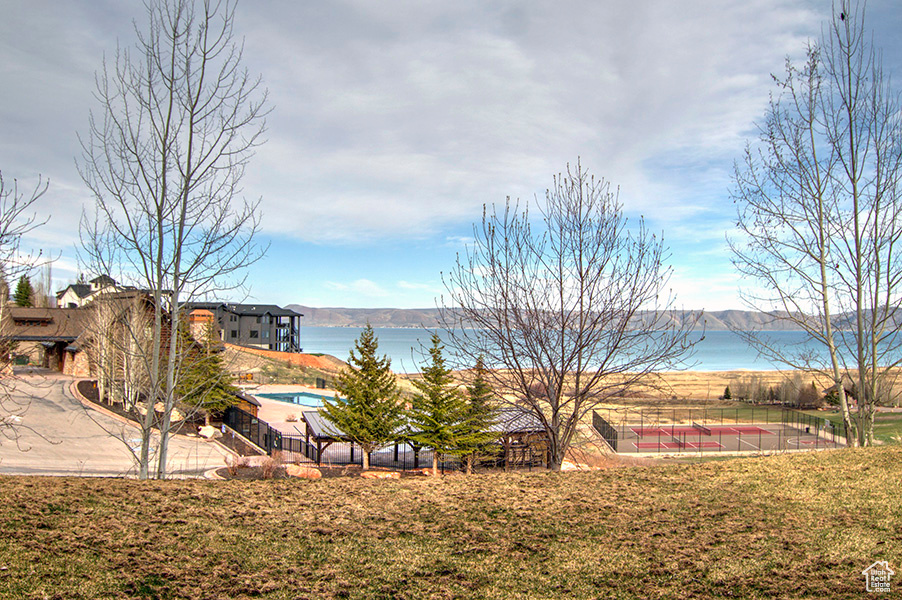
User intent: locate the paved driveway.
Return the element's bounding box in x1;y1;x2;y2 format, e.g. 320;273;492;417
0;369;230;477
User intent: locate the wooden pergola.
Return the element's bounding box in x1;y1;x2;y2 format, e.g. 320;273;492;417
301;407;549;470
488;408;549;469
301;410;361;464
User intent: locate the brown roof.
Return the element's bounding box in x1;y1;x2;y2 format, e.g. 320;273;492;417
3;307;92;342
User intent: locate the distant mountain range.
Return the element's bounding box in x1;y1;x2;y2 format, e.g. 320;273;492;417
287;305;806;331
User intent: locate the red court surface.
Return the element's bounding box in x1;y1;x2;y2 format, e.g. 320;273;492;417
634;441;724;450
630;425;774;437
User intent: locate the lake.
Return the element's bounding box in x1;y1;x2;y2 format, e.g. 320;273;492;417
298;326;823;373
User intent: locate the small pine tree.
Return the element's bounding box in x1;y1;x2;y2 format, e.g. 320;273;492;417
319;324;405;470
407;334;473;475
723;386;732;400
457;357;499;474
14;275;33;307
176;323;237;424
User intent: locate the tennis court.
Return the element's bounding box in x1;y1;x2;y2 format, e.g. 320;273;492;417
593;406;847;455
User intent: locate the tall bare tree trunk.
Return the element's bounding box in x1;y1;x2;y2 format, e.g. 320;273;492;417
79;0;266;478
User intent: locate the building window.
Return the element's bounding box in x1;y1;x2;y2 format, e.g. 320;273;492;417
230;330;237;339
249;330;259;339
262;330;270;339
230;314;237;322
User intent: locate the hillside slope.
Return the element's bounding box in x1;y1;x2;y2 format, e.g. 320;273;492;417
0;447;898;598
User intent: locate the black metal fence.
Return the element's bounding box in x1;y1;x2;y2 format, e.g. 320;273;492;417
781;408;847;443
223;406;287;454
592;411;618;451
223;406;543;472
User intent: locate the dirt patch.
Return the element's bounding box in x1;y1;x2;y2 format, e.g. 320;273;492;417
224;344;346;371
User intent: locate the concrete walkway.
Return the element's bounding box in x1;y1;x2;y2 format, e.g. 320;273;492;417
0;369;231;477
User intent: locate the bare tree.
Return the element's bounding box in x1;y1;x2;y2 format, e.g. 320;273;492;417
439;162;700;471
730;1;902;446
0;172;48;449
78;0;267;479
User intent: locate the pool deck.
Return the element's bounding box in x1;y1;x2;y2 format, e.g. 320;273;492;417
237;384;335;436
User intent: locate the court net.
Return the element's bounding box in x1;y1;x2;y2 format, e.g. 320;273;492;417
692;421;712;436
668;431;685;447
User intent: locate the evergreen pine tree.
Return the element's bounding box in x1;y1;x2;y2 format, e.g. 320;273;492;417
407;334;473;475
176;322;236;424
723;386;732;400
319;324;404;470
14;275;33;307
457;357;499;474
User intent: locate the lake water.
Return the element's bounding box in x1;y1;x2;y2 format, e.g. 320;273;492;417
298;326;822;373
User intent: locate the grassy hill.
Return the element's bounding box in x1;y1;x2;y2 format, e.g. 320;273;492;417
1;448;899;599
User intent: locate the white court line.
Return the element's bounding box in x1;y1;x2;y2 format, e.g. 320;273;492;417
738;437;760;449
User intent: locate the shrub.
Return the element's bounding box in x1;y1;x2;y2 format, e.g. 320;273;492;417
260;456;277;479
796;382;822;409
224;454;247;476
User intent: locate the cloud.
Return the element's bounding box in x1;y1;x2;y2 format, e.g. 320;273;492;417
9;0;900;311
238;0;822;243
397;280;440;293
324;278;390;298
0;1;824;249
444;235;474;247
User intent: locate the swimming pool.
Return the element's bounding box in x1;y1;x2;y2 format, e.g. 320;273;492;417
256;391;337;407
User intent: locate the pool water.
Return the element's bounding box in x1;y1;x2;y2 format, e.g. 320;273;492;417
256;391;336;407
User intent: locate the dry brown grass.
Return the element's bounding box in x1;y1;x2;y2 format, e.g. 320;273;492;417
1;447;899;599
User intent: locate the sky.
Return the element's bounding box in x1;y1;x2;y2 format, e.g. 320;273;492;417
2;0;902;311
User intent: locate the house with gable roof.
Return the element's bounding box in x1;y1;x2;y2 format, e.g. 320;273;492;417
56;275;130;308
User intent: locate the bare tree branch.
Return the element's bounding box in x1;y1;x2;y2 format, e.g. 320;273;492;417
439;161;701;470
0;172;50;450
730;0;902;445
78;0;267;479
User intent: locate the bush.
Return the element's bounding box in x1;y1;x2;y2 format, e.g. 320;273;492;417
225;455;247;476
260;456;277;479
